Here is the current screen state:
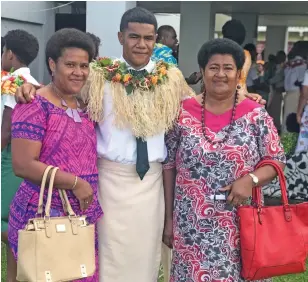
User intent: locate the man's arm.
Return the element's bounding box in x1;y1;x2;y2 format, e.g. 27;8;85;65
297;85;308;124
1;107;12;151
185;72;202;85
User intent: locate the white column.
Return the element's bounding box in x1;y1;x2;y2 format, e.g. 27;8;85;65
232;13;259;46
86;1;136;58
264;26;288;58
178;1;215;85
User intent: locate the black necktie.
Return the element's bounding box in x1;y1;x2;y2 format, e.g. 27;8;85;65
128;69;150;180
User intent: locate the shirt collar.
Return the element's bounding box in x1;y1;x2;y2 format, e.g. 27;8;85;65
119;56;155;73
11;67;31;76
155;43;172;52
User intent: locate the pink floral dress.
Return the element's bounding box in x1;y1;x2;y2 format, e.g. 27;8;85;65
164;97;285;282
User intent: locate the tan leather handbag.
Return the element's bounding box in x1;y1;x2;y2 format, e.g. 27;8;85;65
17;166;96;282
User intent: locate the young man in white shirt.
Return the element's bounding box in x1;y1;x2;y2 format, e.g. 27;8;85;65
1;29;39;282
14;7;265;282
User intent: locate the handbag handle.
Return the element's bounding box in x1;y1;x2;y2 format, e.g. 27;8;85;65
37;165;54;216
38;166;77;217
59;189;76;216
254;160;289;208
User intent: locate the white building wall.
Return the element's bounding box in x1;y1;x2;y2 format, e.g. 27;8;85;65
86;1;136;59
179;2;215;92
1;1;56;84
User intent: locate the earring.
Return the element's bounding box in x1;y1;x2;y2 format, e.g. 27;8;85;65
236;85;241;90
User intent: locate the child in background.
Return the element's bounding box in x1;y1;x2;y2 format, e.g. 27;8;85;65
1;29;39;281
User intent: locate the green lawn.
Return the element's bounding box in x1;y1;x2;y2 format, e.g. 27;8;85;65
157;264;308;282
1;243;7;282
1;243;307;281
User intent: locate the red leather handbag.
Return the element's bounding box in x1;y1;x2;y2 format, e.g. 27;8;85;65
238;159;308;281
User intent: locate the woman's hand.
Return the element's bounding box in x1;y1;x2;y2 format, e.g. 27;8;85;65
244;92;266;105
15;83;39;104
296;113;302;125
162;218;173;249
219;175;253;207
72;178;94;211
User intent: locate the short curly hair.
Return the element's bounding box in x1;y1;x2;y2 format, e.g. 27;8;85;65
120;7;157;32
3;29;39;66
197;38;245;70
157;25;176;42
86;32;101;58
222;19;246;46
45;28;95;74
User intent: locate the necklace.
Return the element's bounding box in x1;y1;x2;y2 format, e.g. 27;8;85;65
201;90;238;149
50;82;79;107
49;82;82;123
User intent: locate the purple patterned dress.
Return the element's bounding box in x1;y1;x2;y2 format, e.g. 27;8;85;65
8;95;103;281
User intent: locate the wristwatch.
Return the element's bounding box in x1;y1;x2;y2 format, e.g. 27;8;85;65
249;173;259;187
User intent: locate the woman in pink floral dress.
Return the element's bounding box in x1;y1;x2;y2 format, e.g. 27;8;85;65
163;38;286;282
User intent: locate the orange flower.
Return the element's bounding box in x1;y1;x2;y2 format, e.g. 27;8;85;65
1;71;9;78
113;73;122;82
123;73;132;83
2;80;11;89
151;75;158;85
159;67;167;75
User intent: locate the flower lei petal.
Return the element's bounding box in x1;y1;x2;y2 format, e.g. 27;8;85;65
1;70;27;95
93;57;170;95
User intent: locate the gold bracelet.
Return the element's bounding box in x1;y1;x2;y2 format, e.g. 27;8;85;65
71;176;78;190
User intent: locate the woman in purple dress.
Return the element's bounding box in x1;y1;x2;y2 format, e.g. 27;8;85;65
8;28;103;281
163;39;286;281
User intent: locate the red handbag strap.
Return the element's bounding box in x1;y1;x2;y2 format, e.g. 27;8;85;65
254;160;289;208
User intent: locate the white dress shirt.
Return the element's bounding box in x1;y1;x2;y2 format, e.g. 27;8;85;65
284;56;307;92
1;67;39;119
96;58;167;164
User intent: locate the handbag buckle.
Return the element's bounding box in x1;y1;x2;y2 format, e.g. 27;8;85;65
79;217;87;227
257;206;263;225
283;205;292;222
44;215;51;222
68;215;87;227
33;220;42;231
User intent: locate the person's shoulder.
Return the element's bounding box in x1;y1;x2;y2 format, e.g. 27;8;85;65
182;96;199;113
236;98;263;117
14;94;48;114
12;95;49;124
24;74;40;86
247;102;270;121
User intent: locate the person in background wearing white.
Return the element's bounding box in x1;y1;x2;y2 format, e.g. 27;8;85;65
1;29;39;282
283;44;307;133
